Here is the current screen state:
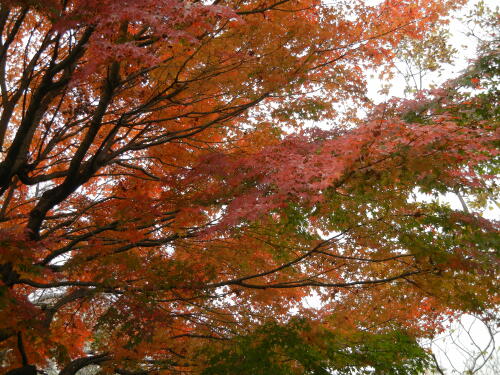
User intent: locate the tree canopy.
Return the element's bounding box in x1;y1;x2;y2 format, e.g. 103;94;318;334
0;0;498;374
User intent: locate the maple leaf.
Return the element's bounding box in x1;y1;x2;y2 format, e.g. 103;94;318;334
0;1;497;374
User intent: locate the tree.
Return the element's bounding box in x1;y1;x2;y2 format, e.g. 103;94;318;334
412;4;500;374
0;0;497;374
428;314;499;375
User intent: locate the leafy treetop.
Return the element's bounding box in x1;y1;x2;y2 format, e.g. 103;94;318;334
0;0;497;374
